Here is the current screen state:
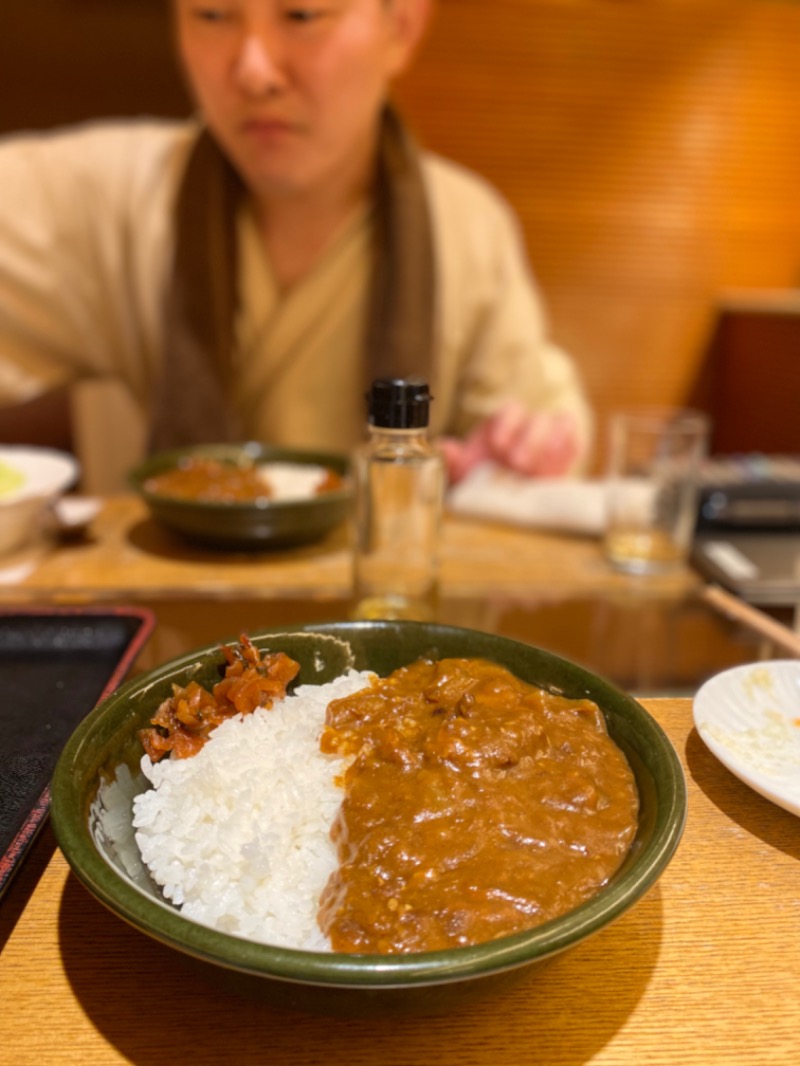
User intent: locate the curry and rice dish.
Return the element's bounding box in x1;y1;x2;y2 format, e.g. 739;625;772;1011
142;456;344;504
133;637;639;955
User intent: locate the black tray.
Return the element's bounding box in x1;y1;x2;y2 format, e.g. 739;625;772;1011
0;605;154;898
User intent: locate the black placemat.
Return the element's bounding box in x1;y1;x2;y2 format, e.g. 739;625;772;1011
0;606;154;897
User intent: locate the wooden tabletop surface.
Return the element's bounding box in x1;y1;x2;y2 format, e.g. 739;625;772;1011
1;497;798;1064
2;696;798;1066
0;495;699;602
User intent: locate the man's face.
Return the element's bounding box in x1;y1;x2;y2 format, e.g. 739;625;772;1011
174;0;422;203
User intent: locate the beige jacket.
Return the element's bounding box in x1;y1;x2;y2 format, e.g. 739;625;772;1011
0;119;591;490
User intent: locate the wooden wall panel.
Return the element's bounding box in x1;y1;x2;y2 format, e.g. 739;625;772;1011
0;1;189;130
3;1;800;466
392;1;800;460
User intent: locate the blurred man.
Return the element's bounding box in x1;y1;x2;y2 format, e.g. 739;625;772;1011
0;0;591;486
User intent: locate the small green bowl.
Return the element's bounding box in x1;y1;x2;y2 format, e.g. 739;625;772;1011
50;622;686;1015
129;442;352;550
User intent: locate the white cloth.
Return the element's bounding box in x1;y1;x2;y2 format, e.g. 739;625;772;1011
448;464;664;537
448;463;608;535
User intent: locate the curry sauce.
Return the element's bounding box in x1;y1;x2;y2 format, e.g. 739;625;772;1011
143;457;343;503
143;458;272;502
319;658;639;954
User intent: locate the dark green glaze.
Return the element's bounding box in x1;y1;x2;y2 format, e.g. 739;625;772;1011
128;442;352;549
50;621;687;1014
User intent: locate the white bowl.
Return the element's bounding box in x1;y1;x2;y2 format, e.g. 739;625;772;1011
0;445;80;554
693;660;800;817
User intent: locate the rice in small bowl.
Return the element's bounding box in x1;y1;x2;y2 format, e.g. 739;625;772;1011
50;621;687;1015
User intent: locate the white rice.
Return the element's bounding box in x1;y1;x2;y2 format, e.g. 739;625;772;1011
255;461;334;501
132;668;373;950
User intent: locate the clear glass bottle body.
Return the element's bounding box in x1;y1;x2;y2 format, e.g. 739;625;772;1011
352;426;443;621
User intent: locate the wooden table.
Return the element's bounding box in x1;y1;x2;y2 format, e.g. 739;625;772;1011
2;698;798;1065
0;495;756;688
1;497;799;1063
0;495;699;601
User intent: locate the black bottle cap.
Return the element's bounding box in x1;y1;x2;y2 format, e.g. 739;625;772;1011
367;378;433;429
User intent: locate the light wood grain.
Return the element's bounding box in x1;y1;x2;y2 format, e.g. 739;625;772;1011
395;2;800;458
0;495;699;603
0;495;792;684
2;699;798;1065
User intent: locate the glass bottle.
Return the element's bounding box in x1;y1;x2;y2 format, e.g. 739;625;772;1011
351;378;444;621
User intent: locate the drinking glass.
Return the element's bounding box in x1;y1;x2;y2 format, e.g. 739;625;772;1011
604;408;710;575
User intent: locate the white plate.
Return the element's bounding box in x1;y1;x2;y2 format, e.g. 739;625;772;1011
693;660;800;817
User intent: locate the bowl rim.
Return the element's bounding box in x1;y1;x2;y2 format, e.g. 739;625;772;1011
50;620;687;989
128;442;352;514
0;444;79;502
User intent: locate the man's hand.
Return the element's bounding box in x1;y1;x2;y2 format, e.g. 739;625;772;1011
439;403;581;484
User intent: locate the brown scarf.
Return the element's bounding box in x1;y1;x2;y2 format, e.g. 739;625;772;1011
150;107;436;452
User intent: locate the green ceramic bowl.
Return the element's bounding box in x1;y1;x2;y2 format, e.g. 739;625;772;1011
50;622;686;1015
129;442;351;550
